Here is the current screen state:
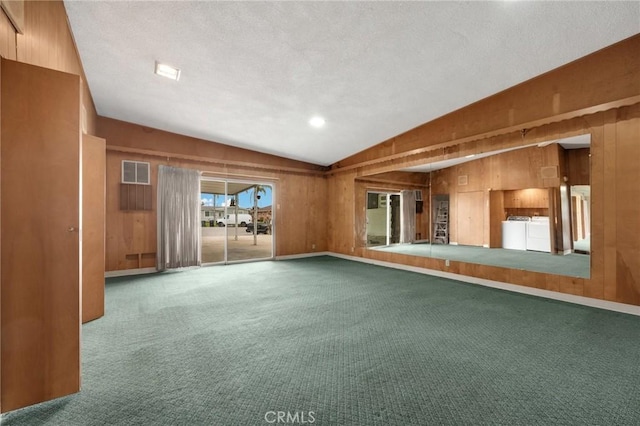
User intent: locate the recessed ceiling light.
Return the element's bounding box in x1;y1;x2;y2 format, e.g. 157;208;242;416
155;61;181;81
309;116;326;128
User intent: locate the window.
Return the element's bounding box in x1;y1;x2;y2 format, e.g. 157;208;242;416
122;160;150;184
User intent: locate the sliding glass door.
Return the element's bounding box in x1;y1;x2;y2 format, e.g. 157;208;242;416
366;191;401;247
200;178;274;264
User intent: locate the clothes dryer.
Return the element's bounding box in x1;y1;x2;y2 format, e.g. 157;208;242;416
526;216;551;252
501;216;530;250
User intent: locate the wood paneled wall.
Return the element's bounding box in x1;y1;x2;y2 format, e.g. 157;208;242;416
0;1;96;134
105;151;157;271
566;148;590;185
328;173;356;255
333;106;640;305
429;145;559;246
601;108;640;304
98;117;328;271
328;35;640;307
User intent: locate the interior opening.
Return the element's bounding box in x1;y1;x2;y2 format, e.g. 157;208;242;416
366;191;401;247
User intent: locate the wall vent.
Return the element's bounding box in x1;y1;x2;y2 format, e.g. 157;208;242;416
540;166;558;179
122;160;151;185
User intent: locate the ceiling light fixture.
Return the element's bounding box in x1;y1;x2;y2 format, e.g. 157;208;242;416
465;154;476;158
155;61;181;81
309;116;325;128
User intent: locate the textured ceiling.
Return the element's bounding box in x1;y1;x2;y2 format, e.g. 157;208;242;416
64;1;639;166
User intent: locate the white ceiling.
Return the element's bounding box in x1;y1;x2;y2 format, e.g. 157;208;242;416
64;1;639;167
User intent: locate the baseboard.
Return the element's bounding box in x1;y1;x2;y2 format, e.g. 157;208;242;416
276;251;330;260
105;267;157;278
105;254;328;276
327;252;640;317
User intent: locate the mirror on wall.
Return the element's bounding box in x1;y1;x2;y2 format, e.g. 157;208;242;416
359;134;591;278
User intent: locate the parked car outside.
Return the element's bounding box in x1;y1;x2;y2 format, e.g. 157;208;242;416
246;222;270;234
217;213;252;227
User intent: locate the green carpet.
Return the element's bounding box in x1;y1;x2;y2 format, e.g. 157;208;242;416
4;257;639;425
374;243;590;278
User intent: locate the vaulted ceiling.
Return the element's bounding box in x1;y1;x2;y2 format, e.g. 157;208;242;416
65;1;639;166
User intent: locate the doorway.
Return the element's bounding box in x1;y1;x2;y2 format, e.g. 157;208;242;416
200;178;274;264
570;185;591;254
366;191;401;247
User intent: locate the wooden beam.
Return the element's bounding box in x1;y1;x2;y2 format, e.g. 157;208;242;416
107;145;328;176
329;95;640;175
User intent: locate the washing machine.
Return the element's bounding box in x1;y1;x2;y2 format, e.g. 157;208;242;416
526;216;551;253
502;216;530;250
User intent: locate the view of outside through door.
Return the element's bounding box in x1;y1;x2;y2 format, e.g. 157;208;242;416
366;192;401;247
200;179;274;263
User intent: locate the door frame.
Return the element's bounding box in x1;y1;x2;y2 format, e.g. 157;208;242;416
200;176;276;265
366;190;402;247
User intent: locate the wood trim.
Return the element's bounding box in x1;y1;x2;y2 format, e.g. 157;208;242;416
107;145;328;176
355;176;429;189
82;134;105;323
489;191;504;248
328;96;640;175
613;111;640;304
201;171;280;182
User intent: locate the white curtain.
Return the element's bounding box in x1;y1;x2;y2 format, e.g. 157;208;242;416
157;165;201;270
400;190;416;244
